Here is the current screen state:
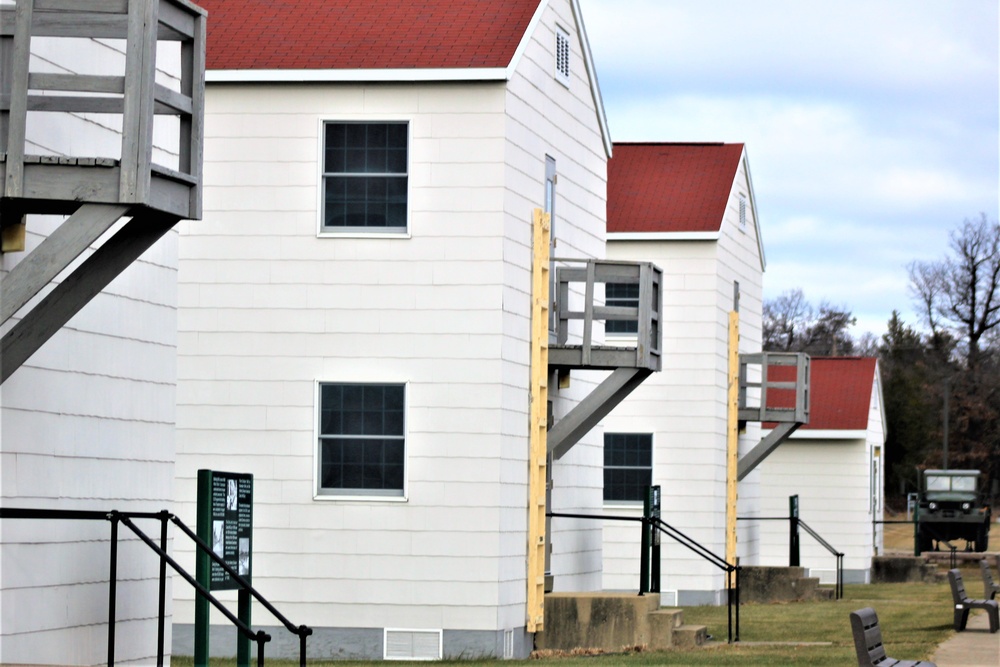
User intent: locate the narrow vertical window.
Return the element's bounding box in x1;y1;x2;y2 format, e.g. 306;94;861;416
322;122;408;232
603;433;653;502
738;193;747;230
555;26;570;85
545;155;558;333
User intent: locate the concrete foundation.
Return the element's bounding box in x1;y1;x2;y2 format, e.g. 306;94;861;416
172;624;533;660
534;592;706;652
740;566;827;602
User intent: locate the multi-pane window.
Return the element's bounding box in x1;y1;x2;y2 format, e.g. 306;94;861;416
738;193;747;230
604;433;653;502
323;122;408;232
605;282;639;334
318;383;405;496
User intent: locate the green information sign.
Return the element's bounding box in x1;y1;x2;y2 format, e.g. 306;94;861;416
206;471;253;589
196;469;253;667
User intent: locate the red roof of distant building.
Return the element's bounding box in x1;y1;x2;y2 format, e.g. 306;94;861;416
198;0;541;70
765;357;877;431
608;142;745;234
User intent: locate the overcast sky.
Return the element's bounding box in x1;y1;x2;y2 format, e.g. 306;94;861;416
578;0;1000;339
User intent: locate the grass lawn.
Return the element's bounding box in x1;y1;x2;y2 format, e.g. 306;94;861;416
173;577;965;667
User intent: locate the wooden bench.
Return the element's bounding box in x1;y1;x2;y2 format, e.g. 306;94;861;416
982;559;1000;600
947;569;999;632
849;607;936;666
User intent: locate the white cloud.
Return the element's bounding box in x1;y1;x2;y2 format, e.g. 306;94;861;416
578;0;999;339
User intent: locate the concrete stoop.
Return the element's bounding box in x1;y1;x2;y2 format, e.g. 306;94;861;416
740;566;830;603
872;556;946;583
535;592;707;653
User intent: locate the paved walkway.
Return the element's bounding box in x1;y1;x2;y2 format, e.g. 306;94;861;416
931;610;1000;667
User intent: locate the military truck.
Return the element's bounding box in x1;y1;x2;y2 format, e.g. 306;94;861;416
916;469;991;552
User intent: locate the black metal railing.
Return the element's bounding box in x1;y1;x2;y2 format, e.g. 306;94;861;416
797;519;844;599
0;507;312;666
548;511;740;643
738;514;844;599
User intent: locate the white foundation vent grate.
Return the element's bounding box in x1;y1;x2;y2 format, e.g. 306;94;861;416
384;628;442;660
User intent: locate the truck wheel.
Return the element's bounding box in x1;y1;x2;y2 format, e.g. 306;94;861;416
918;528;934;553
975;525;989;552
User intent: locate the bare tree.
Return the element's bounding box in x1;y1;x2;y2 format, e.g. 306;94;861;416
763;288;813;351
909;214;1000;369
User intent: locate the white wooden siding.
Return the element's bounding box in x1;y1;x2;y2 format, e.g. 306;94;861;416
757;373;884;582
603;154;765;600
176;80;512;631
1;40;179;667
504;0;609;605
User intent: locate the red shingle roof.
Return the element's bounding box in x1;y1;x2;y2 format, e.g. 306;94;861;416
607;143;745;234
766;357;878;431
198;0;542;71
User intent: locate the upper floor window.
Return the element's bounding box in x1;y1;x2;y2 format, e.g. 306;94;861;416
322;122;408;233
604;433;653;503
555;26;570;86
738;193;747;230
318;382;405;497
606;282;639;335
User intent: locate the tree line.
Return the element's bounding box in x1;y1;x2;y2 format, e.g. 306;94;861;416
763;213;1000;508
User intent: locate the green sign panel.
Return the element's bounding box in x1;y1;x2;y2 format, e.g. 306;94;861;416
196;469;253;667
206;471;253;589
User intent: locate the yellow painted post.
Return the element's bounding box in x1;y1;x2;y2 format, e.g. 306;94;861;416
527;208;550;633
726;311;739;583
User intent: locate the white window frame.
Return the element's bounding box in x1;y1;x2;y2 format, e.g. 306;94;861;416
313;380;409;501
738;193;747;230
317;118;412;239
603;432;654;506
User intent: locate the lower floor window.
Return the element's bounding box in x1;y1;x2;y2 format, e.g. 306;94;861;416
318;383;405;496
603;432;652;502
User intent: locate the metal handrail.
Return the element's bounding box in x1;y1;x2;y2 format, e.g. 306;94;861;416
797;519;845;599
169;513;313;661
648;516;741;644
738;514;844;599
115;512;271;667
548;511;740;643
0;506;311;666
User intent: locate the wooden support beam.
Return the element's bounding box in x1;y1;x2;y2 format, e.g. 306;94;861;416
548;367;652;460
1;209;178;384
1;203;130;323
736;422;803;482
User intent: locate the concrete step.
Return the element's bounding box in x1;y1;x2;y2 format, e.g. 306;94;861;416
740;566;830;602
648;608;683;649
672;624;708;648
814;586;836;601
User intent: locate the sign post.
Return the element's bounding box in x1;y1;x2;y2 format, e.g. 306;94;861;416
789;494;800;567
195;469;254;667
648;485;661;593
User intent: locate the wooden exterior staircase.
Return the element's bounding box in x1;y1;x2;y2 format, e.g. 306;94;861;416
0;0;205;383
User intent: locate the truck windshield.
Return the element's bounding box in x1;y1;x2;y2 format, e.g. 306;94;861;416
951;477;976;492
926;476;951;491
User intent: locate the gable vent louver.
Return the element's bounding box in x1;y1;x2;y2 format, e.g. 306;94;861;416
555;26;570;85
